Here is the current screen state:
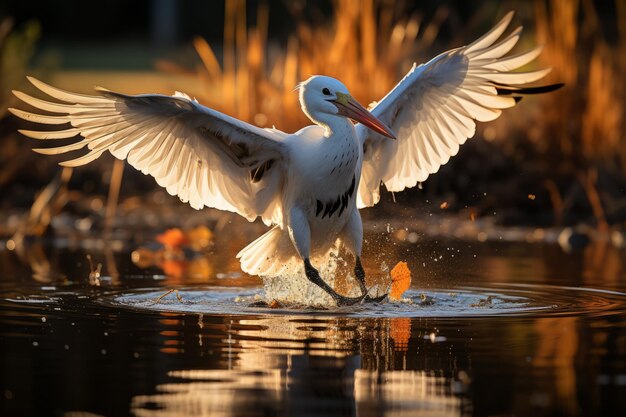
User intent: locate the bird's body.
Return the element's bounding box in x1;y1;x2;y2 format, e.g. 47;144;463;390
248;121;362;259
285;122;361;250
237;80;373;293
12;12;561;305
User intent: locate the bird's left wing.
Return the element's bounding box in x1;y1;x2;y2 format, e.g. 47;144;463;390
357;12;562;207
11;77;288;224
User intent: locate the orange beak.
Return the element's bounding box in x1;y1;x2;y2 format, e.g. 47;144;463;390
332;93;396;139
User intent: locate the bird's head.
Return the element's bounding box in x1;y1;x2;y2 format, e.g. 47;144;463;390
297;75;395;139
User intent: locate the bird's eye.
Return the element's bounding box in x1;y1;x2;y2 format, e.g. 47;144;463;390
322;88;331;96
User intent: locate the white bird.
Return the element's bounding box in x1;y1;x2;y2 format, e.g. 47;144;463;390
12;12;560;305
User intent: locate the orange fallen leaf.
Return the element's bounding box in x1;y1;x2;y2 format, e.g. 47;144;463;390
156;228;189;249
389;261;411;300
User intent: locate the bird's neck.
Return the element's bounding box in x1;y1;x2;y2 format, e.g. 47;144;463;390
312;114;355;139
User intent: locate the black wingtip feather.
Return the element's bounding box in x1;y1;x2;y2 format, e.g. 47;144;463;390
496;83;565;96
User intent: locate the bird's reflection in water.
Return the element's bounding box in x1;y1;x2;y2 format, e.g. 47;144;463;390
131;314;470;417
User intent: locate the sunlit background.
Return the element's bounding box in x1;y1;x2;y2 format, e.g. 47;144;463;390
1;0;625;234
1;1;626;417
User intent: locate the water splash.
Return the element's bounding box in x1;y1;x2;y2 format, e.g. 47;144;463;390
258;248;362;305
104;282;626;319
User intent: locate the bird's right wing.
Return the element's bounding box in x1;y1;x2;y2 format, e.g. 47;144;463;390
11;77;288;224
357;12;562;207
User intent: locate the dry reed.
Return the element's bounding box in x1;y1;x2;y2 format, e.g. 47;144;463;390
167;0;623;173
531;0;625;227
534;0;625;170
158;0;446;132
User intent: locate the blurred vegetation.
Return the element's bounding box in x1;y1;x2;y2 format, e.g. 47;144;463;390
157;0;625;231
1;0;625;242
529;0;625;229
157;0;447;131
0;17;40;118
0;16;44;229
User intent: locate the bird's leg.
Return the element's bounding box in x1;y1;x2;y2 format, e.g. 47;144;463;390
304;259;364;306
354;256;369;294
355;256;388;303
289;207;363;306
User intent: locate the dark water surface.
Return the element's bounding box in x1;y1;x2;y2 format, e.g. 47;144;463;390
1;229;626;417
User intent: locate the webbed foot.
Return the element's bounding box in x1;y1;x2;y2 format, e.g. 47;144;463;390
304;258;365;307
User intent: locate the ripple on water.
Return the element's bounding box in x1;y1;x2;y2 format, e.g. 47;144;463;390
107;283;626;319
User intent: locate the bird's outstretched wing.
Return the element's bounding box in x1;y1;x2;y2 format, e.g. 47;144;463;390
11;77;288;224
356;12;562;207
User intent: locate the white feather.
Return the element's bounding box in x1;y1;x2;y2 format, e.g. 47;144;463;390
13;77;288;223
357;11;552;207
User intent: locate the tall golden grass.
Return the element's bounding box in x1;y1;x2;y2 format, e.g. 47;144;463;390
163;0;624;174
528;0;626;228
8;1;624;237
534;0;625;170
158;0;448;132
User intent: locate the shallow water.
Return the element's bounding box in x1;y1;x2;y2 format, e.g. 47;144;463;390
1;229;626;417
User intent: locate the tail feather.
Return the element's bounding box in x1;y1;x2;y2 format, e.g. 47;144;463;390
237;226;299;277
